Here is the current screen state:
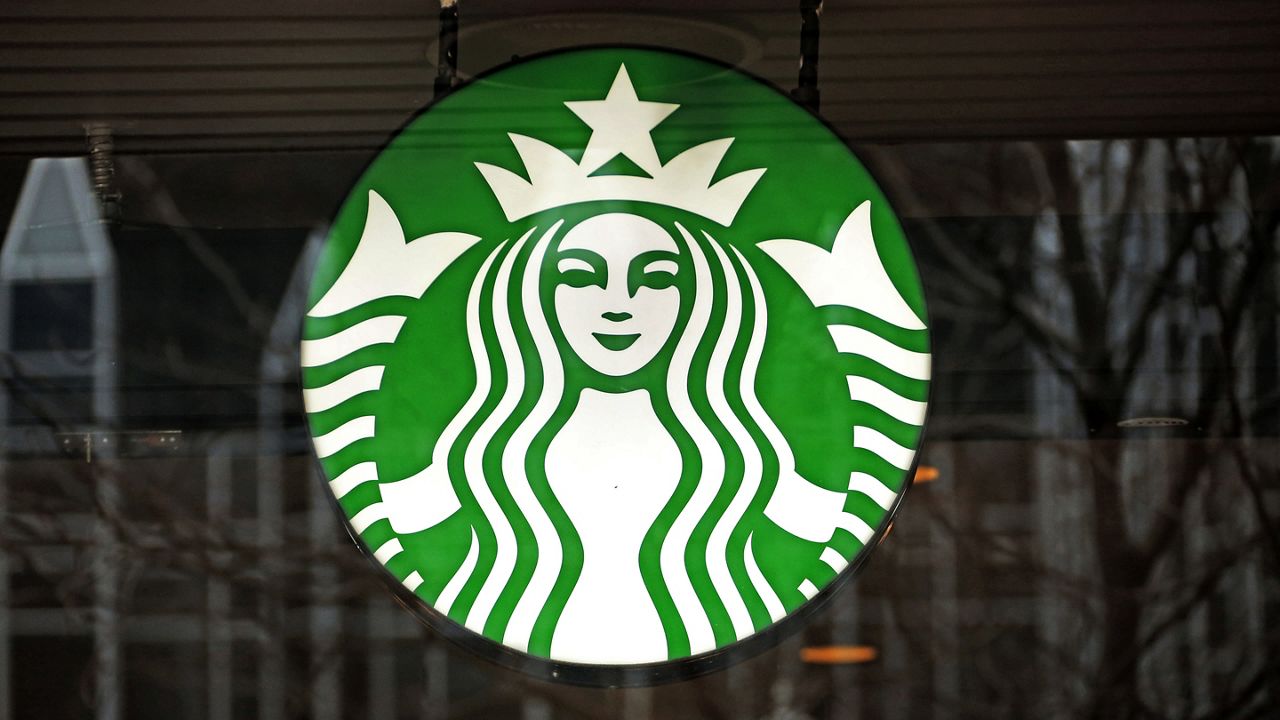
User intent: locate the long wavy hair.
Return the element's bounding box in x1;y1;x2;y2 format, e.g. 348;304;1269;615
429;205;798;660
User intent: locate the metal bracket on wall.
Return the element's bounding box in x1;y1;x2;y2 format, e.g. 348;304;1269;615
434;0;460;99
791;0;822;113
84;123;121;221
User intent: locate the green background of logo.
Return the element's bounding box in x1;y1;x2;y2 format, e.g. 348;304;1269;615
303;48;929;663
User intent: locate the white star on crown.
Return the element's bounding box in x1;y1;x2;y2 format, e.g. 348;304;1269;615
476;65;765;226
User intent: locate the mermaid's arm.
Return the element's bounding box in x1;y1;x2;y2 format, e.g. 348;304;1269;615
757;471;880;605
764;470;874;546
377;463;462;533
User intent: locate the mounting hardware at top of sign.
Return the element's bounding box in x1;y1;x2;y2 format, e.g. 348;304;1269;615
434;0;460;98
84;122;121;220
791;0;822;113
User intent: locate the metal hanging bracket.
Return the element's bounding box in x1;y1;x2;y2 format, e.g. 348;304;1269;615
791;0;823;113
434;0;460;98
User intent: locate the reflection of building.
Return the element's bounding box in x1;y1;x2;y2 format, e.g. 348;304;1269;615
1;157;120;718
0;163;508;718
1;157;117;453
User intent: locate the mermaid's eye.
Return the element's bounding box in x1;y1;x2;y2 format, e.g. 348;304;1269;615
557;253;604;288
628;250;679;294
639;259;678;290
643;259;678;276
557;257;593;273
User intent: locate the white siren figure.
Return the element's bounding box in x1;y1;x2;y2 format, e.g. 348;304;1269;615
307;65;921;666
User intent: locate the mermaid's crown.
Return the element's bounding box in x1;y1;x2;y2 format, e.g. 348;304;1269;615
476;65;764;226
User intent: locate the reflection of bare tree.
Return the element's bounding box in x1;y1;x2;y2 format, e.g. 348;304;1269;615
860;137;1280;719
3;138;1276;719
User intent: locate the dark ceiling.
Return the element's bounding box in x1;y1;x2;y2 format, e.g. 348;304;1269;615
1;0;1277;155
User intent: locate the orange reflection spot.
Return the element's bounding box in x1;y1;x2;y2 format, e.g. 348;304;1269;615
878;522;894;545
914;465;939;483
800;645;879;664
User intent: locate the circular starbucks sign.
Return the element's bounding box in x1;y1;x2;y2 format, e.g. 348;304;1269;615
302;48;930;681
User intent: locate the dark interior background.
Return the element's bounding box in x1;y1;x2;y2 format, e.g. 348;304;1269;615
1;2;1278;719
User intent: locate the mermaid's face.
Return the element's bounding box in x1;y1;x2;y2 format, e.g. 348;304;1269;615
552;213;682;377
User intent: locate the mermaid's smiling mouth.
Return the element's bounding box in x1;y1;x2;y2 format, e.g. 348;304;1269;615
592;332;641;351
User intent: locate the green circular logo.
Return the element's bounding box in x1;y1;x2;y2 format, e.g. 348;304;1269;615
303;48;930;674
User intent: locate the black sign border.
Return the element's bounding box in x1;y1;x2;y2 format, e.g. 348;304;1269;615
301;43;933;688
